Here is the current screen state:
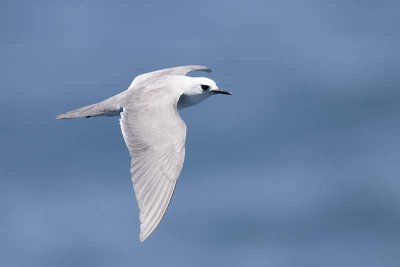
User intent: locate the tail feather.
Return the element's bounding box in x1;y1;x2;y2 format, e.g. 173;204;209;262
56;101;122;119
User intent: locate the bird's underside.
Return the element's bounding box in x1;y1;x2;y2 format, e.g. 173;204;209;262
57;65;211;241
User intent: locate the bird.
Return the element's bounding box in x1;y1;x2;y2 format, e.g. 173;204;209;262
57;65;232;241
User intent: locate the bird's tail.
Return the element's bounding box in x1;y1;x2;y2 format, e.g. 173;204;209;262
56;100;122;119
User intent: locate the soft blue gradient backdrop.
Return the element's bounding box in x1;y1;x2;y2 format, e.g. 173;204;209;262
1;1;400;266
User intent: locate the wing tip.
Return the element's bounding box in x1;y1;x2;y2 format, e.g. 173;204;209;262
139;218;157;242
138;219;153;242
139;233;150;243
139;224;157;243
139;234;147;242
192;65;212;73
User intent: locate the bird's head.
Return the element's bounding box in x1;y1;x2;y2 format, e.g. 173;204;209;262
188;77;232;97
177;77;232;109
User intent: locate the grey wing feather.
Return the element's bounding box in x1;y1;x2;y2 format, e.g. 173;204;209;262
129;65;211;88
119;82;186;242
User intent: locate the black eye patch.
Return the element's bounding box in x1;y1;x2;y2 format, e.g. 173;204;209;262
201;84;210;91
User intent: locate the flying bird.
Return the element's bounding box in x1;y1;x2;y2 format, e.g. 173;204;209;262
57;65;232;241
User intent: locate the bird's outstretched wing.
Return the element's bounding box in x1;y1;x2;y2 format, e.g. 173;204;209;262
129;65;211;88
119;81;186;241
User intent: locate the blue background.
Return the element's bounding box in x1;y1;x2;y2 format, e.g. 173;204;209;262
1;1;400;266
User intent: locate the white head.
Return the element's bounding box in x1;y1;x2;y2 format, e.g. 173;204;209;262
178;77;232;109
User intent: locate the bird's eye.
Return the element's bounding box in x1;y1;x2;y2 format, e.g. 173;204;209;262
201;84;210;91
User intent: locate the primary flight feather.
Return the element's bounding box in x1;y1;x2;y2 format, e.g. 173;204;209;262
57;65;232;241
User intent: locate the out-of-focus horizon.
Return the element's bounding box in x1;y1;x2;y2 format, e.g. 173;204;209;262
1;1;400;266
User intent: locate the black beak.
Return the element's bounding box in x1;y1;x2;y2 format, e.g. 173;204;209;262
212;89;233;95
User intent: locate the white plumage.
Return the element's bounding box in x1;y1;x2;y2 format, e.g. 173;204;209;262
57;65;232;241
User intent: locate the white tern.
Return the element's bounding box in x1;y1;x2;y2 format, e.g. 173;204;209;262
57;65;232;241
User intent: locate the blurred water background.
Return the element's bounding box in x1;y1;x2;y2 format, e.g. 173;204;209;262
1;1;400;266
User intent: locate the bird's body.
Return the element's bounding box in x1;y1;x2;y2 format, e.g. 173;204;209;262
57;65;231;241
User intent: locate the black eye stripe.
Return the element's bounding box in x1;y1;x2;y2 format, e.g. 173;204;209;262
201;84;210;91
